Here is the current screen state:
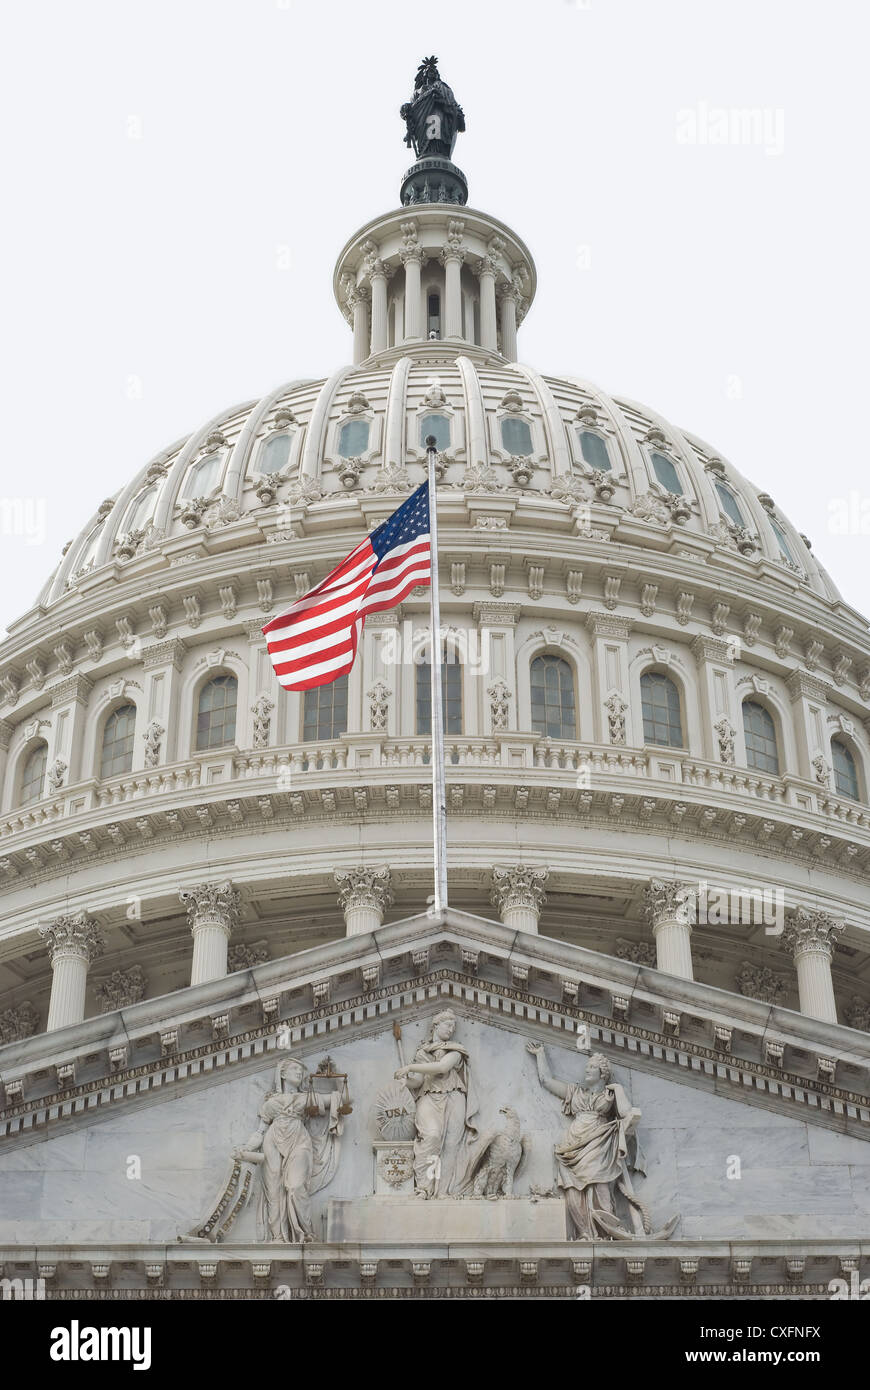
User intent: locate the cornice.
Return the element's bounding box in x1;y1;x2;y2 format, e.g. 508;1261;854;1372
0;1238;865;1299
1;761;869;905
1;911;869;1141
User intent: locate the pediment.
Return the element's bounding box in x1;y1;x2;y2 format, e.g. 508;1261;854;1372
2;908;869;1147
1;916;869;1298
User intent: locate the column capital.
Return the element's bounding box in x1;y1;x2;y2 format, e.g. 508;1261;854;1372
399;246;427;268
180;881;240;939
472;601;522;627
39;912;103;965
491;864;549;917
439;244;467;267
142;638;187;671
690;633;733;664
335;866;393;916
345;283;371;310
474;253;500;281
49;674;94;709
785;670;830;704
586;612;633;640
783;907;844;961
642;878;694;930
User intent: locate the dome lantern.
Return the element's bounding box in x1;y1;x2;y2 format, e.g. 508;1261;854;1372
333;57;536;364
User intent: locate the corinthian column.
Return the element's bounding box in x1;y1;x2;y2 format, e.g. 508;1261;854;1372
335;867;393;937
642;878;695;979
440;228;466;339
497;283;520;361
491;865;549;935
783;908;843;1024
476;258;498;350
347;286;370;364
401;247;425;340
180;881;240;986
368;258;390;355
39;912;104;1031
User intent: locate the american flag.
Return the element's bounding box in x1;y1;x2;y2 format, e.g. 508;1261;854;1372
263;482;431;691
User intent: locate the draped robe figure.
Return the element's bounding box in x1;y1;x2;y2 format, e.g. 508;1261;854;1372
528;1044;678;1241
236;1058;342;1243
395;1009;479;1197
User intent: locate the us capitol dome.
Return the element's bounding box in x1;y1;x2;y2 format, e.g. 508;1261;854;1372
0;59;869;1302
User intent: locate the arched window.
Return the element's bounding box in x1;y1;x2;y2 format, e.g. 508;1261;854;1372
419;414;450;450
641;671;684;747
20;742;48;806
338;420;370;458
196;675;238;751
100;703;136;778
501;417;533;456
530;655;576;739
182;450;226;500
303;674;348;741
651;452;683;495
427;292;441;338
124;486;157;533
715;482;745;527
770;519;796;567
257;433;292;475
578;430;611;472
742;700;779;774
416;652;462;735
831;738;859;800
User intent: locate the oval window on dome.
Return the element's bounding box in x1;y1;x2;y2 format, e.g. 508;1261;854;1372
577;429;611;472
257;433;292;475
770;519;797;567
420;414;450;451
182;450;226;500
715;481;745;528
651;451;683;495
124;485;157;533
338;420;370;458
501;417;533;456
76;524;104;574
831;738;860;800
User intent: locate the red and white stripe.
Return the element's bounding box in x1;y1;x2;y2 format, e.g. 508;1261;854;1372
262;532;431;691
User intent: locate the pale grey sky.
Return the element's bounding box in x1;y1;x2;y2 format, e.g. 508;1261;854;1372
2;0;868;634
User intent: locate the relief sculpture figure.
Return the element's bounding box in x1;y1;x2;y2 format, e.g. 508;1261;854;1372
234;1056;344;1242
527;1043;678;1241
394;1008;479;1197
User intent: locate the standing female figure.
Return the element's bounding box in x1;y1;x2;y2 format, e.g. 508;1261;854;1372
394;1009;479;1197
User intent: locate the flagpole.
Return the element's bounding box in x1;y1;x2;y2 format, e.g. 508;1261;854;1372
426;436;448;914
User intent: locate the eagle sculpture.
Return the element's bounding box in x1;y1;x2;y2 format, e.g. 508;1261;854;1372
460;1105;526;1199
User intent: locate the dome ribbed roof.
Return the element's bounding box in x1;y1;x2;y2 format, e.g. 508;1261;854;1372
40;349;839;608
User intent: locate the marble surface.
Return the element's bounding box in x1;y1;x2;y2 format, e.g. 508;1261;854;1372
327;1196;566;1243
0;1012;868;1245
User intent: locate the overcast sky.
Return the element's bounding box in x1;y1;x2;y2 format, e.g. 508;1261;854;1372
2;0;868;635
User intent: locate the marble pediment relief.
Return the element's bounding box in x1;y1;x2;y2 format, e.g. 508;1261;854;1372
3;1001;869;1254
185;1009;678;1247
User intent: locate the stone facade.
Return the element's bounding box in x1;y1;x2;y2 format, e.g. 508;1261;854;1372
0;66;869;1301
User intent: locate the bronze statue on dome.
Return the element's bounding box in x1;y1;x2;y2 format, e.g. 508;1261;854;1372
400;56;466;162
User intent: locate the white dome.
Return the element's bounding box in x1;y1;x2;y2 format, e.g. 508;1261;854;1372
39;349;841;610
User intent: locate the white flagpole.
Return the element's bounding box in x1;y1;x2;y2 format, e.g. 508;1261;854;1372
426;436;448;914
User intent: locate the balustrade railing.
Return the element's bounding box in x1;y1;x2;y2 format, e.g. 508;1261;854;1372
2;735;868;841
